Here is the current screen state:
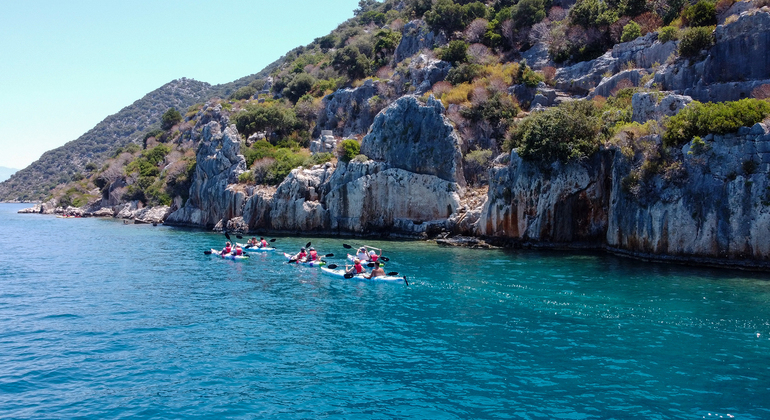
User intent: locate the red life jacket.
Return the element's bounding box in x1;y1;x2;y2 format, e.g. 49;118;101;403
235;248;243;256
298;251;307;259
309;250;318;261
354;263;363;273
369;254;379;262
224;246;232;254
260;240;268;247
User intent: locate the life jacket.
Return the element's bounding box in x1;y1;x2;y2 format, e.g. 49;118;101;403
309;250;318;261
298;251;307;259
260;240;268;247
235;248;243;256
369;254;379;263
224;246;232;254
354;263;364;273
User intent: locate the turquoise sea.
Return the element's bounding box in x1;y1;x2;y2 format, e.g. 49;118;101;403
1;203;769;419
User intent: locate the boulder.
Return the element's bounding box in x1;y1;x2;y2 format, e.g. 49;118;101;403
632;92;693;123
18;204;42;214
360;96;466;186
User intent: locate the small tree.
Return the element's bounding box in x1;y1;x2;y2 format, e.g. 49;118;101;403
160;108;182;131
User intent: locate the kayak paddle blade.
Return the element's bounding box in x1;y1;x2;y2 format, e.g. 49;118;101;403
204;250;212;255
387;272;398;276
380;256;390;262
342;243;352;249
327;264;338;269
344;273;354;279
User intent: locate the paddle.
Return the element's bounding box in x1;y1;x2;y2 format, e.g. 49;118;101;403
204;250;213;255
327;264;338;269
344;273;355;279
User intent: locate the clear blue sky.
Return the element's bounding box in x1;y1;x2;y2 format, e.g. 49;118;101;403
0;0;361;169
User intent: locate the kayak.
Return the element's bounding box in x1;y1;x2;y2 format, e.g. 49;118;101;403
236;243;276;252
210;249;249;260
283;252;326;267
320;267;405;283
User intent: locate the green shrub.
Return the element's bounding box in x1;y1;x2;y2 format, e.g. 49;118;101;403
663;98;770;147
229;86;257;101
658;26;679;43
621;21;642;43
160;108;182;131
446;63;484;85
521;67;544;87
439;40;469;65
234;103;300;140
238;171;253;184
682;1;717;27
339;139;361;163
283;73;316;103
508;100;603;164
332;45;371;80
678;26;715;57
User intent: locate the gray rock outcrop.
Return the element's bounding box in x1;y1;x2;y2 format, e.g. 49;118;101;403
313;79;379;138
477;151;613;244
631;92;693;123
361;96;465;185
165;122;247;228
395;20;447;63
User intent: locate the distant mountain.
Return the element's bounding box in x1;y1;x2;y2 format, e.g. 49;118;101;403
0;167;18;182
0;57;283;202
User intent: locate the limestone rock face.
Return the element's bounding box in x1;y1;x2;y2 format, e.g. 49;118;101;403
395;20;447;63
313;80;379;138
165;122;247;228
361;96;465;186
704;11;770;84
555;33;675;95
477;151;613;244
654;11;770;102
632;92;693;123
324;161;461;234
608;127;770;267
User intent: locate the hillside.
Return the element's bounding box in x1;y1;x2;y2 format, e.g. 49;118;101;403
0;57;283;202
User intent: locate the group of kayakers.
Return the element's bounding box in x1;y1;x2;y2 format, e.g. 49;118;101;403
215;239;390;280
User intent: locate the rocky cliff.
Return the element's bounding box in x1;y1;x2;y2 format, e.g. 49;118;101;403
167;96;465;236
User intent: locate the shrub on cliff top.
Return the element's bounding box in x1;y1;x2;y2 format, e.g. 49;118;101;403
508;100;603;164
663;98;770;147
678;26;715;57
339;139;361;163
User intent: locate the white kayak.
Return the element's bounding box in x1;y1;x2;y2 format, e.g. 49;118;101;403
209;249;249;260
320;267;405;283
236;243;276;252
283;252;326;267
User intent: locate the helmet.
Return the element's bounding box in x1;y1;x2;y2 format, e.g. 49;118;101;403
369;250;376;255
301;247;306;251
309;247;315;251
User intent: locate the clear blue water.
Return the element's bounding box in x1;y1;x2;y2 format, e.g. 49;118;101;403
1;203;769;419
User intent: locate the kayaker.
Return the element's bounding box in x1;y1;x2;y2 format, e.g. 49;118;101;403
356;247;369;261
234;244;244;256
247;237;258;247
259;237;268;248
347;258;365;275
293;247;307;262
367;249;381;263
222;242;233;255
306;247;319;262
366;262;385;279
